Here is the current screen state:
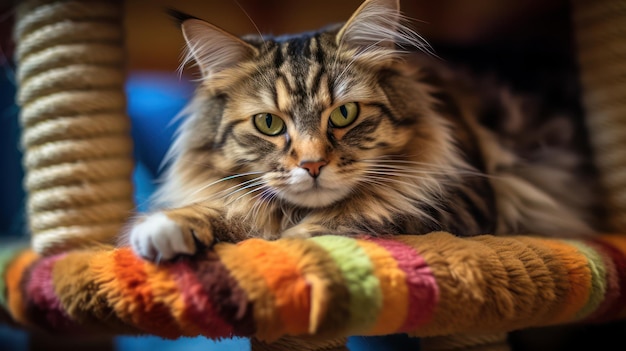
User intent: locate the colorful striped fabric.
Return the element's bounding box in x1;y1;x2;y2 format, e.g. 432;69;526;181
1;232;626;341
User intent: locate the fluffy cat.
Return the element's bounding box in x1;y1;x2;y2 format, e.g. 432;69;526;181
128;0;599;261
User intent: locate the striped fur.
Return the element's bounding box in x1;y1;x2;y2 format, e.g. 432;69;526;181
128;0;599;261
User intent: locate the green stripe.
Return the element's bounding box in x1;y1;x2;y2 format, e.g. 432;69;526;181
0;241;29;308
566;240;607;320
310;236;381;334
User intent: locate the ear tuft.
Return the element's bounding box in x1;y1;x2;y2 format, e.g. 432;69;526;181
337;0;432;60
179;19;257;79
166;8;200;27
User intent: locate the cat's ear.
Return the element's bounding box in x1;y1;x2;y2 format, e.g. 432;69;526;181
337;0;400;49
179;18;257;79
336;0;429;58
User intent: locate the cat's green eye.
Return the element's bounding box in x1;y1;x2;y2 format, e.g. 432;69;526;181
329;102;359;128
253;113;286;136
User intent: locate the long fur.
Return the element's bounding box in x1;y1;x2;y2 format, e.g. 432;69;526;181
127;0;599;261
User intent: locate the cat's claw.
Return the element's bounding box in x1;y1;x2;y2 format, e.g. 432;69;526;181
129;212;197;261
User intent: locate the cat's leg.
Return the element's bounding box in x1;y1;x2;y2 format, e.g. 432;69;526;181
128;204;239;261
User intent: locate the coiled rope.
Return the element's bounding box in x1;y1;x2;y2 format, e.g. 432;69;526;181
14;0;134;255
572;0;626;231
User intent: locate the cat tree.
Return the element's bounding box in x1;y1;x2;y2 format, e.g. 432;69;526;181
1;0;625;350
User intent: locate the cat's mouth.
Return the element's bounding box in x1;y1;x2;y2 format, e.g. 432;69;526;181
270;168;353;208
281;185;351;208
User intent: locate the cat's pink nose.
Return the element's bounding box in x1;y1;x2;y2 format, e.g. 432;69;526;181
299;160;327;178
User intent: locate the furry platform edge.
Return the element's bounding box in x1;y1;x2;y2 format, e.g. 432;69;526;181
1;232;625;341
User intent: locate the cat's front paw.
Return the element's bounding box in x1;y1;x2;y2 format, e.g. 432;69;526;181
129;212;198;261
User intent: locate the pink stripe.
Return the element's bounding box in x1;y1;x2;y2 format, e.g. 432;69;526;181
26;254;82;332
366;237;439;332
168;261;234;338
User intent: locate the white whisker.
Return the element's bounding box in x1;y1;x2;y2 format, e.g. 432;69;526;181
355;176;441;226
361;158;498;179
365;166;457;178
185;171;264;200
362;169;431;181
362;169;449;192
233;0;265;42
229;183;269;205
361;173;439;195
214;177;264;197
224;180;266;199
249;188;277;221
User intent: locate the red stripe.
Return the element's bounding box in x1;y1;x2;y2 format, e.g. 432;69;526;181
112;249;181;338
168;258;235;338
25;254;82;332
366;237;439;332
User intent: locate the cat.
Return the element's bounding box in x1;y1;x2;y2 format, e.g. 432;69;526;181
127;0;600;261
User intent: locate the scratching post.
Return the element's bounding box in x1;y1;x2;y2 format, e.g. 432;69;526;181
572;0;626;231
14;0;134;255
2;233;626;341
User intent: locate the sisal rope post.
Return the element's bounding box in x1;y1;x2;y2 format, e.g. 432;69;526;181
572;0;626;231
13;0;134;255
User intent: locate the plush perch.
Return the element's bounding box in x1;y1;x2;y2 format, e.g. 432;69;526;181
1;232;625;341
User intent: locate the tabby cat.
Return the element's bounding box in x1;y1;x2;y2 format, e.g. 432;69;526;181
128;0;598;261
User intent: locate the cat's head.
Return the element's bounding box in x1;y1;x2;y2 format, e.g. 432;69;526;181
165;0;461;209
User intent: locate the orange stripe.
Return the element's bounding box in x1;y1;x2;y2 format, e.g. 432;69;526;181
529;238;592;324
142;259;191;336
90;250;135;325
355;240;408;335
94;249;182;338
217;239;309;341
5;250;39;325
238;239;309;337
216;242;275;340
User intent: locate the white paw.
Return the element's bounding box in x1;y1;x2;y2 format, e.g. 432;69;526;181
129;212;197;261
